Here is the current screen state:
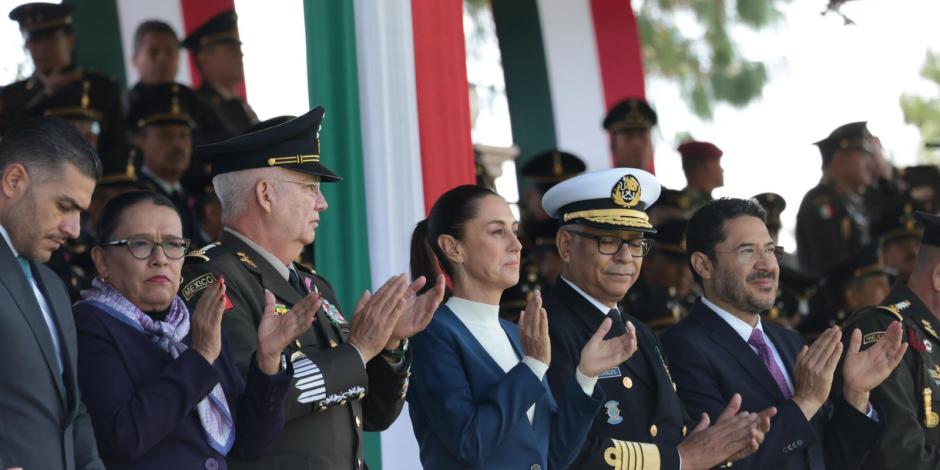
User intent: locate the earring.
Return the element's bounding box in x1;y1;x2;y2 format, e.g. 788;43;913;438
99;275;110;284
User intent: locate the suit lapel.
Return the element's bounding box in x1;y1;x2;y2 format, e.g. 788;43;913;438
0;242;67;405
553;280;655;389
34;264;77;416
692;300;788;401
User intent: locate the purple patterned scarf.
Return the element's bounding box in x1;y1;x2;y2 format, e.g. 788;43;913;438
81;278;235;455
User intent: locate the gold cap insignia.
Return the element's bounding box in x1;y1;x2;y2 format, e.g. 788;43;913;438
611;174;642;208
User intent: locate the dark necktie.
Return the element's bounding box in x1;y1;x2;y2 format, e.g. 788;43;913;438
606;308;627;339
748;329;792;399
288;268;307;296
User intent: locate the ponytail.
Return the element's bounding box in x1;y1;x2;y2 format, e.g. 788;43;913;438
410;219;444;295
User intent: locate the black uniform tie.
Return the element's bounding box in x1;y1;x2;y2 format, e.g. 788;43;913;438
288;268;307;296
606;308;627;339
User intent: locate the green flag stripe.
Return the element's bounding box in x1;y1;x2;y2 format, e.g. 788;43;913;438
64;0;127;84
303;1;380;467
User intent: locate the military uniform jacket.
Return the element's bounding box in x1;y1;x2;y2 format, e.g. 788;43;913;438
545;279;689;470
796;182;870;277
661;299;882;470
841;281;940;469
181;230;410;470
196;83;258;139
620;278;692;333
0;68;128;174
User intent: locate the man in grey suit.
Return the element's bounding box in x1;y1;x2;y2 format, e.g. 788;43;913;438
0;117;104;470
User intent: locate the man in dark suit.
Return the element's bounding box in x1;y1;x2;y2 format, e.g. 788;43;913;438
542;169;774;470
661;197;906;469
181;109;443;469
0;117;104;469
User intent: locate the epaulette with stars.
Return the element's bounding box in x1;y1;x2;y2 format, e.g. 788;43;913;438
184;242;221;262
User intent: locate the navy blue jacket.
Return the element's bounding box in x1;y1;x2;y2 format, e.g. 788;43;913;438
407;304;602;469
660;299;883;470
73;299;291;470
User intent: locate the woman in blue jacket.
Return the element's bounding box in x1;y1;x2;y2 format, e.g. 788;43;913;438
407;185;638;469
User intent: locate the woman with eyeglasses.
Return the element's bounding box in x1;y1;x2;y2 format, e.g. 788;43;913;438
72;191;318;469
406;184;638;469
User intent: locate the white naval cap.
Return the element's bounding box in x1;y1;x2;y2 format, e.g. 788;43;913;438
541;168;661;233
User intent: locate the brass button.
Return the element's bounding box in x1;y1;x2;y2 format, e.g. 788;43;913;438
650;424;658;437
682;425;688;436
329;339;338;348
339;400;347;406
356;416;362;429
318;405;327;412
530;465;542;470
358;392;365;400
622;377;633;389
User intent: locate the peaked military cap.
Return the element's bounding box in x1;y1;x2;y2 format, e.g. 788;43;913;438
542;168;661;233
603;98;657;133
181;10;240;51
826;245;895;289
677;141;722;161
872;202;921;246
520;150;586;185
126;83;196;131
653;218;687;256
9;2;72;38
814;121;874;162
753;192;786;231
196;106;341;182
96;166;139;190
914;211;940;247
42;79;103;123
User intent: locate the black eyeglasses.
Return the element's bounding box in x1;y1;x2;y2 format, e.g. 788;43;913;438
100;236;192;260
567;230;652;257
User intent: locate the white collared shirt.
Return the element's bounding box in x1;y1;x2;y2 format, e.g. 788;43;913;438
560;276;616;315
701;296;794;393
0;224;63;374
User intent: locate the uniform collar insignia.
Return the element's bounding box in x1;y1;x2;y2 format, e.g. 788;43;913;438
236;251;257;269
922;319;940;340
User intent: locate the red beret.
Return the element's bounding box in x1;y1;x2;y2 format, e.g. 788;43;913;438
677;141;722;160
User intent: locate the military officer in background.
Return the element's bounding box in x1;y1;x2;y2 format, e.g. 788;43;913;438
182;10;258;138
1;2;127;173
518;150;586;289
872;201;922;282
839;210;940;469
181;108;444;469
678;140;724;216
127;82;206;246
542;168;774;470
797;121;876;276
620;218;696;332
603;98;657;170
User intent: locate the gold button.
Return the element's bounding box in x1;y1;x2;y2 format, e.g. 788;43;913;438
358;392;365;400
650;424;658;437
682;425;688;436
622;377;633;389
318;405;327;412
340;400;347;406
329;339;338;348
356;416;362;429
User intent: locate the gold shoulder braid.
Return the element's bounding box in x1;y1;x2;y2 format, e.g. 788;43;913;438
185;242;221;262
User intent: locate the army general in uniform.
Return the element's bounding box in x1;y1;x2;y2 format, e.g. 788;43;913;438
841;210;940;469
181;108;442;469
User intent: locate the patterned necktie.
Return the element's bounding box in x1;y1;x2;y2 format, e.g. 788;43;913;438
606;308;627;338
748;328;792;399
288;268;306;296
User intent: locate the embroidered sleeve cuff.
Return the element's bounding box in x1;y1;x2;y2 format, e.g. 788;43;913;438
522;356;548;381
575;368;598;396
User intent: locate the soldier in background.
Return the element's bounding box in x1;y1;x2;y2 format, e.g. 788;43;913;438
796;121;876;276
1;3;127;173
602;98;657;169
872;201;922;282
620;218;696;333
127;83;204;246
678;140;724;216
181;10;258;138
